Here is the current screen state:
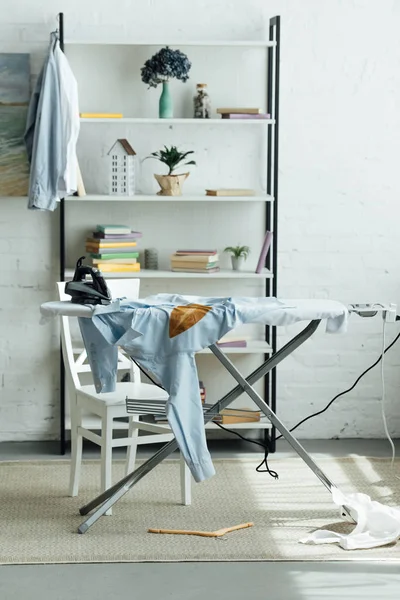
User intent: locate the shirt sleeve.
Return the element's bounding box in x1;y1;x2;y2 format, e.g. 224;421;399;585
78;317;118;393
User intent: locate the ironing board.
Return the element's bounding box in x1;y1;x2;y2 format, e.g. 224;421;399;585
40;296;356;533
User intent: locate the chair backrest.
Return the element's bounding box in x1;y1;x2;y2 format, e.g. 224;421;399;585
57;278;141;392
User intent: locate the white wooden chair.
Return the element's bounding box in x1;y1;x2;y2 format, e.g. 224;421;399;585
57;279;191;510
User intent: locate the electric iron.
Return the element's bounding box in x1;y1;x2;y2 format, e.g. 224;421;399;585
64;256;112;305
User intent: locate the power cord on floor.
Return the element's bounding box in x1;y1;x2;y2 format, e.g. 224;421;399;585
213;421;278;479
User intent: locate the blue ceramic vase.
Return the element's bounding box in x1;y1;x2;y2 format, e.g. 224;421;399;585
159;81;173;118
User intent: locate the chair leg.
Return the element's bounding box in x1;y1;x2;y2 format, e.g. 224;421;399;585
101;408;113;516
69;396;83;497
126;415;139;476
180;453;192;506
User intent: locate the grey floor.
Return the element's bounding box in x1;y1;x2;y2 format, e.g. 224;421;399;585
1;438;400;600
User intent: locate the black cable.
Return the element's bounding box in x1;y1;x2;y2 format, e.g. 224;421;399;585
132;359;278;478
131;327;400;478
213;421;278;479
275;329;400;442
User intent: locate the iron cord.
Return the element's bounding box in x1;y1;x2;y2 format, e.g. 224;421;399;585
128;327;400;479
128;359;279;478
275;329;400;441
213;421;278;479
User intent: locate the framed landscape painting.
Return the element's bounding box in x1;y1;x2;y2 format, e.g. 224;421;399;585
0;53;30;196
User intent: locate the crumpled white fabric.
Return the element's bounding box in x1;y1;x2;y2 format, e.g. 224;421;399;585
300;487;400;550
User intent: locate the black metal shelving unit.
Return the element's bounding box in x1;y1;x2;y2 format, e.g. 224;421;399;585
56;12;281;455
265;16;280;452
58;12;66;454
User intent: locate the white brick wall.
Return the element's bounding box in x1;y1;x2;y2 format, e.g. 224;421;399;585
1;0;400;441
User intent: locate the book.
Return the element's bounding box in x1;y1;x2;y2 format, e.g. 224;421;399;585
96;225;132;235
221;113;271;120
92;231;142;240
216;340;247;348
87;247;139;255
216;108;262;114
98;263;141;272
90;252;139;260
175;250;218;255
92;258;137;265
214;415;260;424
171;261;219;269
255;230;273;274
170;253;219;263
80;113;123;118
86;241;138;249
76;161;86;196
213;408;261;424
171;267;220;273
205;189;255;197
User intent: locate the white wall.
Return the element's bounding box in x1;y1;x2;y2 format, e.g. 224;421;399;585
1;0;400;442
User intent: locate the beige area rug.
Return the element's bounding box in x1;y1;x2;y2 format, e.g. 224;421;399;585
1;456;400;564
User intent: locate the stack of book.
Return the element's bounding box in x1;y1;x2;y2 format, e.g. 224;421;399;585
199;380;206;404
212;407;261;425
216;108;270;120
154;381;206;424
86;224;142;273
170;250;220;274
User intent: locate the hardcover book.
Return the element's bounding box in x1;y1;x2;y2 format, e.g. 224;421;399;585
98;263;140;272
220;113;271;120
170;261;219;269
255;230;273;274
216;108;262;114
175;250;218;255
92;258;138;265
87;247;139;255
92;232;142;240
171;267;220;273
216;340;247;348
96;225;132;235
90;252;139;259
170;253;219;262
80;113;123;118
86;241;138;248
205;189;255;196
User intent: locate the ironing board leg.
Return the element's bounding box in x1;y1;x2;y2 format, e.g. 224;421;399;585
78;438;179;532
210;344;336;494
78;319;354;532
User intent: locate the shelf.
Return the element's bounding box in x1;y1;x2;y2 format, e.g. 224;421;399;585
66;40;275;48
65;194;273;203
80;117;275;125
199;341;272;355
65;415;272;431
65;268;272;279
73;340;272;356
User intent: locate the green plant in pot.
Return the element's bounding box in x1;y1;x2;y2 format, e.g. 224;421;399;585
146;145;196;196
224;245;250;271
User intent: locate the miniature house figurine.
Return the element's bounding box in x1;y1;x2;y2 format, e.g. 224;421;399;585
108;138;136;195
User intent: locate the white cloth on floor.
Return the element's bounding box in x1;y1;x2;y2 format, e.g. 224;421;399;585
300;486;400;550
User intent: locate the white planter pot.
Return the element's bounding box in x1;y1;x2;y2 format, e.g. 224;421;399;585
231;256;244;270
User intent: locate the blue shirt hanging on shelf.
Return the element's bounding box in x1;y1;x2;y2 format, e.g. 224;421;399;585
24;33;80;211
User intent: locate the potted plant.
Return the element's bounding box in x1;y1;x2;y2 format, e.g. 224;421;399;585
145;145;196;196
140;46;191;118
224;245;250;271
